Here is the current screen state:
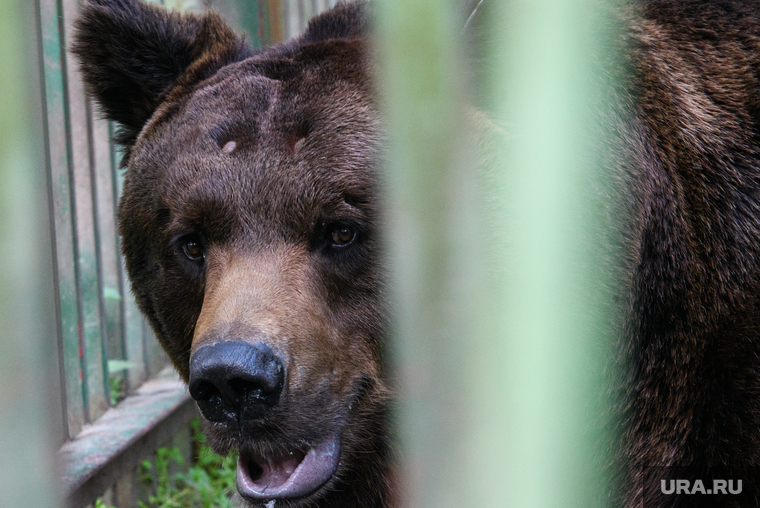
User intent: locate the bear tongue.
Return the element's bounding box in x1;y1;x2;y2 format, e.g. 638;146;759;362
250;450;305;489
236;437;340;500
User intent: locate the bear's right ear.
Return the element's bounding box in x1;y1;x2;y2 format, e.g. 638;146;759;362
72;0;250;154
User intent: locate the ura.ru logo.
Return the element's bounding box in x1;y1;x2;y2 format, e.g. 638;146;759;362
661;479;743;495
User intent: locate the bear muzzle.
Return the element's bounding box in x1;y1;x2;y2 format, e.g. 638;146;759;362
188;340;285;423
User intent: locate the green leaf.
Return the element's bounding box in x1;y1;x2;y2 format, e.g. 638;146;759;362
107;359;136;373
103;286;122;300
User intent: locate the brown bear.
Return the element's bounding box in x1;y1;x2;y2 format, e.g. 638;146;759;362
74;1;390;507
73;0;760;507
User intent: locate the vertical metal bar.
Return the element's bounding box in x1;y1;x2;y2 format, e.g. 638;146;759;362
123;264;148;390
62;0;109;422
38;0;86;438
92;113;125;400
144;320;168;378
477;2;615;506
377;0;615;507
284;0;301;40
108;123;135;399
375;1;475;506
235;0;263;49
0;0;62;505
265;0;283;44
111;144;149;391
259;0;272;47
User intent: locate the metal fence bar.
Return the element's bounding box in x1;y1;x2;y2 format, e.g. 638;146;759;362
377;0;615;507
375;1;475;506
62;0;110;423
0;0;62;505
265;0;283;43
92;116;125;373
39;0;86;438
283;0;301;40
144;320;168;378
480;2;616;506
122;260;149;390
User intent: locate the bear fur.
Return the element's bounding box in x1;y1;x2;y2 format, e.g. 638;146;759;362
608;2;760;506
75;1;390;507
73;0;760;507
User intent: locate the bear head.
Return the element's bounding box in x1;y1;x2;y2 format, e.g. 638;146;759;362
73;1;392;506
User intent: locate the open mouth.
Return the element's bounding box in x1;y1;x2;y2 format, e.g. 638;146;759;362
236;435;340;501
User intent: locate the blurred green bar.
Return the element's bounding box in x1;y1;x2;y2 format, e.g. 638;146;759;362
480;1;617;506
0;0;62;506
377;0;615;507
39;0;86;437
375;0;476;506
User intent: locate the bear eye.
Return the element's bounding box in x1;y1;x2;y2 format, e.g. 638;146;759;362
328;224;357;248
182;239;204;262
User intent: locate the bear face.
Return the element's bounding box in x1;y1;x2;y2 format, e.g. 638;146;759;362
74;1;392;506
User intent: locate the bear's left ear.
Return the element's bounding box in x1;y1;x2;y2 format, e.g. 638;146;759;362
72;0;250;153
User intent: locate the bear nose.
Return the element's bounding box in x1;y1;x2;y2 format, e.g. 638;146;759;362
188;341;284;423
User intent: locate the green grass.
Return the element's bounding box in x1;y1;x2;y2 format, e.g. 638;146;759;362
97;419;238;508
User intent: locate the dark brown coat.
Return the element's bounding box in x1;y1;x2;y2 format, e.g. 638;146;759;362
73;0;760;507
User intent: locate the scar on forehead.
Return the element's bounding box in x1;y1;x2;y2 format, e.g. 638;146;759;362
222;140;237;153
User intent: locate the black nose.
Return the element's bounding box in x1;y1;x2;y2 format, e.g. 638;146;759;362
188;341;284;423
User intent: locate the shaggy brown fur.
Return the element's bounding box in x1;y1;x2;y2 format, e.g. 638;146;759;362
73;0;760;507
75;2;390;507
615;2;760;506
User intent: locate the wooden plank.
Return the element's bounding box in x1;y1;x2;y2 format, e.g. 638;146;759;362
0;0;63;504
60;368;196;508
39;0;86;438
62;0;109;423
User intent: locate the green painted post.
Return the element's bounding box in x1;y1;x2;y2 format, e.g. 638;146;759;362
375;1;476;506
92;115;125;394
0;0;62;505
62;0;109;422
236;0;263;49
377;0;616;507
108;144;150;391
145;319;168;378
38;0;86;438
476;2;617;506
